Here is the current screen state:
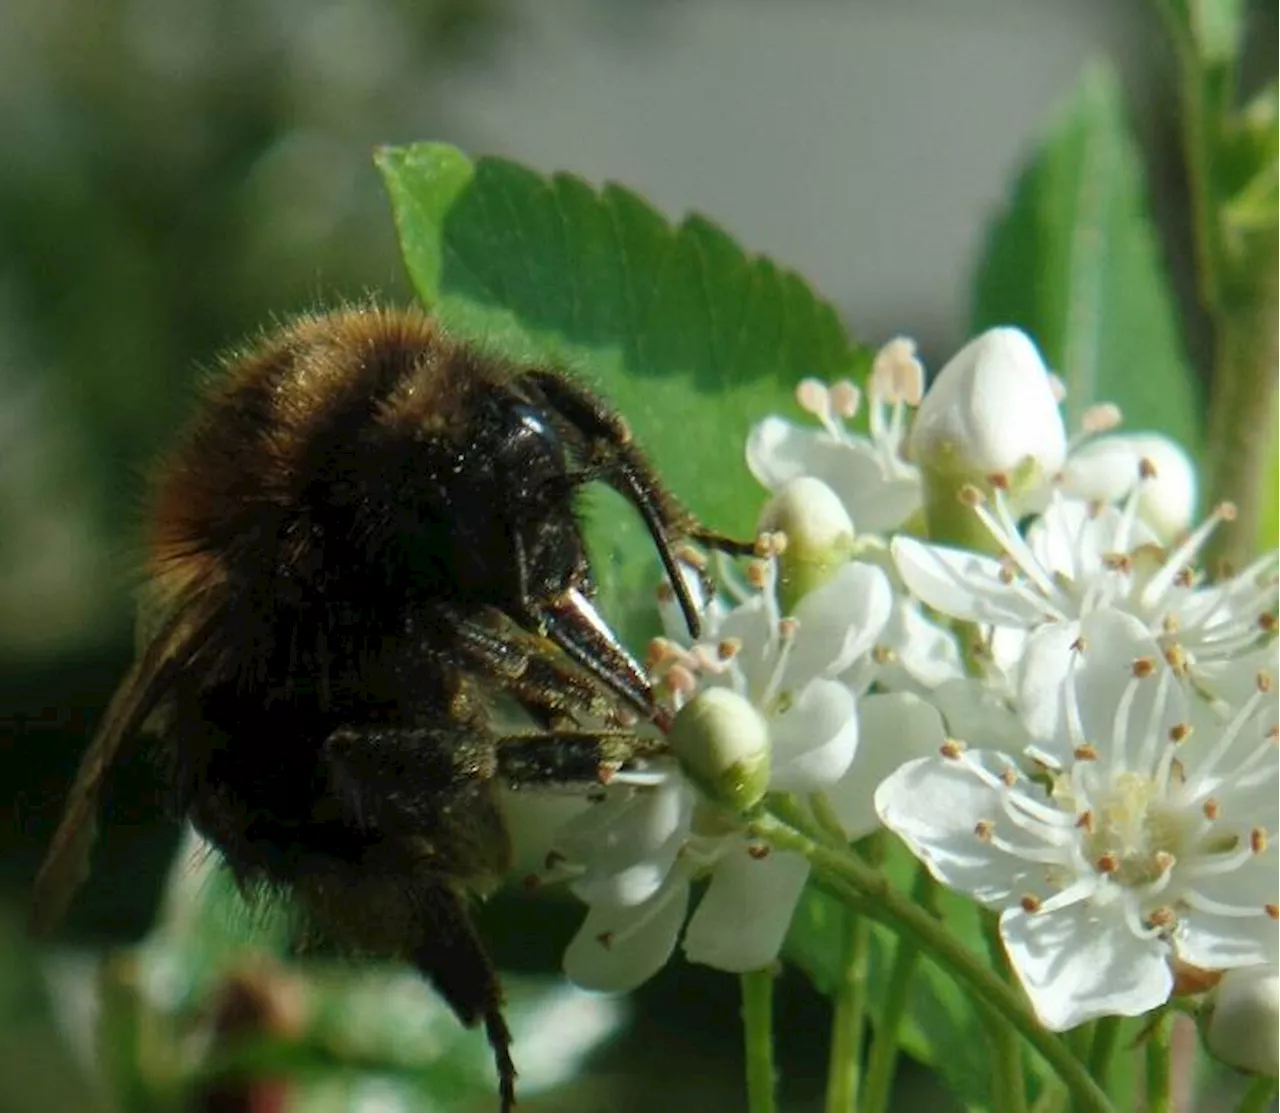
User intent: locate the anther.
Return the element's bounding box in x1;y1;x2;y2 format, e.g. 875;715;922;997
1169;722;1192;744
940;739;966;759
872;645;896;664
1174;567;1195;587
1070;635;1089;653
1020;894;1043;913
1154;850;1176;874
747;843;771;860
1164;644;1189;674
974;819;995;841
828;380;860;418
1081;402;1121;433
1075;810;1095;832
1132;656;1157;678
1146;906;1177;930
1257;671;1273;694
1251;828;1268;854
958;484;984;508
1202;798;1220;820
1266;904;1279;921
674;544;709;570
989;473;1011;492
1000;767;1018;787
795;379;828;417
1259;613;1278;635
1138;457;1159;481
1073;743;1099;761
1102;552;1133;573
1095;852;1120;875
717;638;742;661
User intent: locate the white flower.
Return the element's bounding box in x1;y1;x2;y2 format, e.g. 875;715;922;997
1203;964;1280;1075
875;609;1279;1030
908;327;1066;485
892;484;1279;712
746;338;923;534
1059;432;1198;541
557;556;889;991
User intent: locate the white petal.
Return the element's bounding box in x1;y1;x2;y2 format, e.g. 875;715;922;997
746;418;830;491
559;779;693;907
683;843;810;971
874;753;1047;905
931;679;1028;754
784;561;894;687
1000;901;1173;1030
891;536;1047;627
828;691;947;839
1014;620;1084;754
877;599;964;691
1179;850;1280;969
769;679;859;792
712;595;773;696
564;878;690;992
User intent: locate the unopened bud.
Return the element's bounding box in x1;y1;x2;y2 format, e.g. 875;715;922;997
908;328;1065;550
669;688;771;813
757;476;855;612
1202;965;1279;1076
1060;432;1197;541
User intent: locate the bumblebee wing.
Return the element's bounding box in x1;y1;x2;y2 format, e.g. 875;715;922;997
28;597;217;936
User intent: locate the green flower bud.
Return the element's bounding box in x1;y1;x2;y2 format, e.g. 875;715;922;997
669;688;771;814
757;476;854;612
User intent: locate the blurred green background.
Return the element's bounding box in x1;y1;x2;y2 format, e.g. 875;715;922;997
1;1;1274;1110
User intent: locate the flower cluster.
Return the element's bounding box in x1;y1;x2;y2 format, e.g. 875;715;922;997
544;326;1279;1039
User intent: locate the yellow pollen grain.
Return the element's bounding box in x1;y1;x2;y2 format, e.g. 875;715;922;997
1202;798;1220;820
1132;656;1157;678
1074;743;1099;761
940;740;966;759
1096;852;1120;874
1169;722;1192;744
974;820;995;841
1251;828;1268;854
1020;894;1042;913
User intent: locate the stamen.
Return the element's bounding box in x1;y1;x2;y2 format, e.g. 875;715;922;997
796;379;830;419
1139;504;1236;611
746;843;771;860
1020;894;1042;913
1202;798;1220;820
828;380;860;419
974;819;996;842
1181;887;1272;917
1250;828;1268;854
1169;722;1191;744
940;740;966;759
1081;402;1122;434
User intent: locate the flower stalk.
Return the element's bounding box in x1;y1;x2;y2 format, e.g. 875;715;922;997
753;811;1116;1113
741;967;780;1113
825;906;871;1113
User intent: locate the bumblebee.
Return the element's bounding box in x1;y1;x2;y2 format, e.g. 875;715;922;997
30;306;747;1110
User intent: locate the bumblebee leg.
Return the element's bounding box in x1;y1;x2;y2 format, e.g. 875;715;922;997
324;722;662;820
407;881;517;1112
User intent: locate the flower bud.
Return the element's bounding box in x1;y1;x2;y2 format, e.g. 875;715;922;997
669;688;771;813
908;327;1065;550
1202;965;1279;1076
1060;432;1197;541
756;476;855;612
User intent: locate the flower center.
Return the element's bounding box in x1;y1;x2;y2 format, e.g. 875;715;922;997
1081;771;1187;888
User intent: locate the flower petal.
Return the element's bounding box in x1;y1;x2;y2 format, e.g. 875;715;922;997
769;679;859;792
874;752;1047;905
682;843;810;971
891;536;1047;626
828;691;946;839
783;561;893;688
1000;902;1172;1030
564;877;690;992
1179;849;1280;969
930;679;1027;754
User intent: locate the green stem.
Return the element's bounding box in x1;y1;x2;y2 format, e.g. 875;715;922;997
1144;1011;1171;1113
753;813;1115;1113
1235;1076;1280;1113
741;968;779;1113
825;907;871;1113
1086;1016;1122;1095
862;868;940;1113
980;911;1028;1113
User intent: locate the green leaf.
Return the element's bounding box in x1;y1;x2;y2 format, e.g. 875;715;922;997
971;63;1202;459
377;142;866;646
